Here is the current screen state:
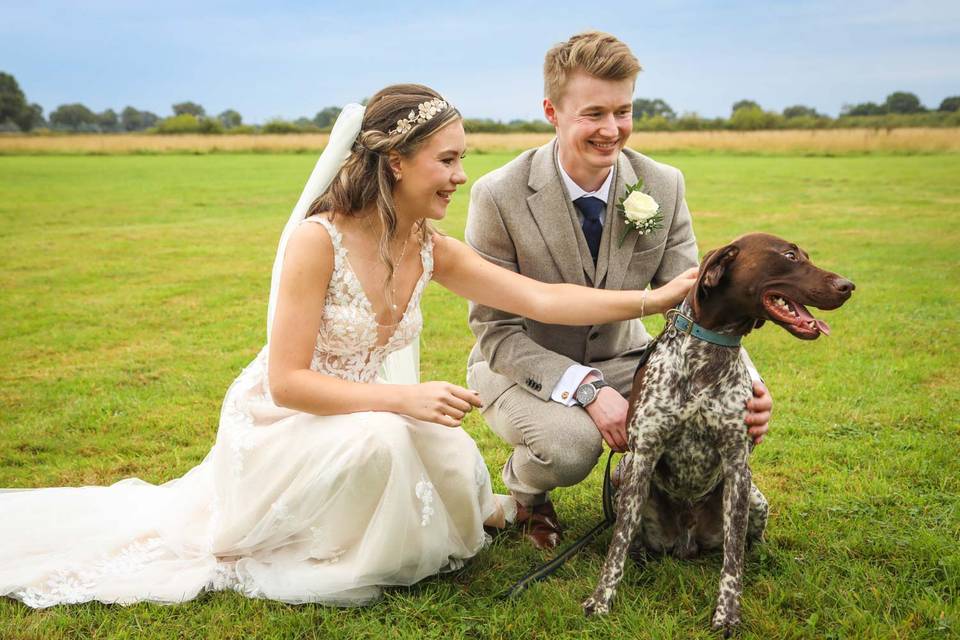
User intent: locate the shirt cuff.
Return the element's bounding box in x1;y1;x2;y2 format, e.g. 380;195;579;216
551;364;603;406
739;348;763;385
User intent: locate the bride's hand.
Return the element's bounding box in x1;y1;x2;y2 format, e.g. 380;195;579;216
397;382;482;427
647;267;698;315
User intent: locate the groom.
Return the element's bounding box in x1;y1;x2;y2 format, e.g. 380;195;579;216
465;31;772;550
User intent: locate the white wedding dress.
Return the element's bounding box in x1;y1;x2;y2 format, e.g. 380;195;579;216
0;215;502;608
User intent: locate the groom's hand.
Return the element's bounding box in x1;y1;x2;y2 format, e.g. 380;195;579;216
744;381;773;445
582;378;629;452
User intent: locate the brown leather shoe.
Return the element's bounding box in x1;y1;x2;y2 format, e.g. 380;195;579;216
514;500;563;550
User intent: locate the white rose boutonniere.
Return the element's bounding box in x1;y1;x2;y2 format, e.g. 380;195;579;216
617;179;663;246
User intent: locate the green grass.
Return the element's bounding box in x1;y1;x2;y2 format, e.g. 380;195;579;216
1;152;958;639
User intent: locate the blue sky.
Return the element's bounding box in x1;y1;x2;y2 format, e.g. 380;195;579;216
3;0;958;123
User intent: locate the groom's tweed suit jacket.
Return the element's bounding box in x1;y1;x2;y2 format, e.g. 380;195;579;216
466;139;698;406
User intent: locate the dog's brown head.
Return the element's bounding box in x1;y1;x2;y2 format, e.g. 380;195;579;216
689;233;854;340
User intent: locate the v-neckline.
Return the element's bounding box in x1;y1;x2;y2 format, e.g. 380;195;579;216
324;217;429;348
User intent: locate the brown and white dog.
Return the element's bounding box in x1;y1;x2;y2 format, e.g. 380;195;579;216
582;233;854;635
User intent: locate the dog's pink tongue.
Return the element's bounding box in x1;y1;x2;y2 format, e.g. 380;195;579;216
792;303;831;336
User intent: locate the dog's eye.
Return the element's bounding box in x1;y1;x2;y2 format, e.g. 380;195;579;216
783;251;798;261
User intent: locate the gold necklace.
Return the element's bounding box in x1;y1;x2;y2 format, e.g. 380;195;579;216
364;215;412;315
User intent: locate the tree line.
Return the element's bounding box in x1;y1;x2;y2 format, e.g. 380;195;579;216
629;94;960;131
2;71;958;134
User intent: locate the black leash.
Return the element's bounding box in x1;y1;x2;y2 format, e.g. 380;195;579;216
499;333;665;600
499;450;619;599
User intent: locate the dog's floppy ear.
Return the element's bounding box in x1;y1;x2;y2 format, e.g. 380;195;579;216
691;244;739;318
700;244;738;288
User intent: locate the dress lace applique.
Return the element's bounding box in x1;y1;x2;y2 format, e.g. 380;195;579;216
210;561;239;592
224;401;255;476
14;569;95;608
13;537;166;608
270;496;295;524
209;561;264;599
308;525;344;564
474;456;490;489
220;352;264;476
305;216;432;384
415;475;436;527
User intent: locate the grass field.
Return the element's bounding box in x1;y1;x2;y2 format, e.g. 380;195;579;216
1;150;958;639
2;128;960;156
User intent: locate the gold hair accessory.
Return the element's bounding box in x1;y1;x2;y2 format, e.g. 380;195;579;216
389;98;449;135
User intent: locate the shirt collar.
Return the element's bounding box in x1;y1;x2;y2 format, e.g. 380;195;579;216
557;157;614;204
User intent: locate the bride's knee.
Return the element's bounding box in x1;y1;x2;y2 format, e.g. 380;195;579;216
357;413;414;461
446;425;482;452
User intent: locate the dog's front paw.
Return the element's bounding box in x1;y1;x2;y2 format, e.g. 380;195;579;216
582;594;610;617
711;605;741;637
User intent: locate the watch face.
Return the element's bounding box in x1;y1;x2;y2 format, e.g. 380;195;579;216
575;383;596;406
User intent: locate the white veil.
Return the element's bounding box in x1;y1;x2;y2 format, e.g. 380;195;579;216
266;103;420;385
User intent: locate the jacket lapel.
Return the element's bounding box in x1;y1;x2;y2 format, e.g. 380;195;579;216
593;162;619;286
527;140;589;286
605;153;641;291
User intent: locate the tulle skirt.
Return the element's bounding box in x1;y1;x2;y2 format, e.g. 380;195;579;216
1;349;501;607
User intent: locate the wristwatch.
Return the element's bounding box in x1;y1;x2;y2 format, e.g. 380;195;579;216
574;380;609;407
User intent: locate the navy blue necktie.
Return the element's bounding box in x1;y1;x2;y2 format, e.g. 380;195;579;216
574;196;604;264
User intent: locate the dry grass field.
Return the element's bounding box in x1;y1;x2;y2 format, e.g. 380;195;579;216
1;127;959;155
473;128;960;154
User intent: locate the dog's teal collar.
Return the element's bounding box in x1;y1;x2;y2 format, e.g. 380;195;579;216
666;308;742;348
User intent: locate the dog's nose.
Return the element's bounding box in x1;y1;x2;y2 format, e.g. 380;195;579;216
832;277;855;295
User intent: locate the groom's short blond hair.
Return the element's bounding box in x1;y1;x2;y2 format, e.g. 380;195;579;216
543;31;642;104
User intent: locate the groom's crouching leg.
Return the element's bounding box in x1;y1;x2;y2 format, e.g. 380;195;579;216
481;385;603;509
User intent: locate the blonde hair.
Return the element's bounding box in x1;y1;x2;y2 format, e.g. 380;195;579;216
543;31;642;104
309;84;459;306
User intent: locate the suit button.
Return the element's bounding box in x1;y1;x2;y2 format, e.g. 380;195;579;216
589;331;600;340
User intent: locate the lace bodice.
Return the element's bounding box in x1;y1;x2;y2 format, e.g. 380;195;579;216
303;216;432;383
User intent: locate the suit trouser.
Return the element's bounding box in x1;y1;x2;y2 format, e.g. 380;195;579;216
468;357;637;507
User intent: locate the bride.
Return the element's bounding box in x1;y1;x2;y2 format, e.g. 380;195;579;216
0;84;696;608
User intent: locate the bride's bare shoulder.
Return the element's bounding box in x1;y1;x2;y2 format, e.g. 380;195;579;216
283;217;336;276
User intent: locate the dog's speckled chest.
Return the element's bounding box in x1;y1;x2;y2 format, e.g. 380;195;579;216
633;327;753;500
